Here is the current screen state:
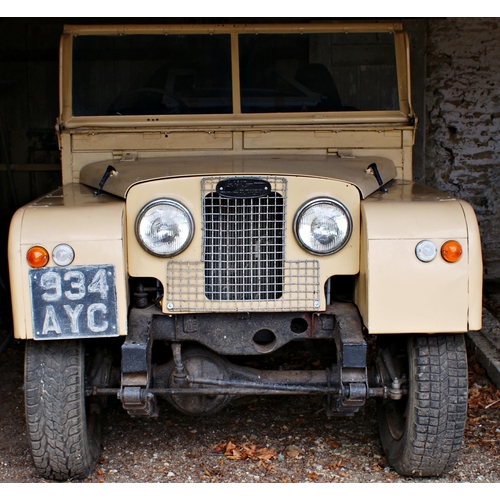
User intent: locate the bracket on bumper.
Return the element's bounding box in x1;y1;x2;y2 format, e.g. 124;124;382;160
119;308;157;417
330;302;368;416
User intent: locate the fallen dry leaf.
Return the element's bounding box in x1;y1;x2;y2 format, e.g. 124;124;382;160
323;459;343;470
213;441;277;461
257;448;277;461
260;461;275;472
285;445;302;458
326;438;341;449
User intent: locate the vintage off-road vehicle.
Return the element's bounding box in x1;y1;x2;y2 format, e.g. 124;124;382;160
8;22;483;480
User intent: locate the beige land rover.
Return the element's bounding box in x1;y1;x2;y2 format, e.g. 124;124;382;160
8;23;483;480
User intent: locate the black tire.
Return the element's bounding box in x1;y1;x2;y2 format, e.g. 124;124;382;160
377;334;468;477
25;339;102;480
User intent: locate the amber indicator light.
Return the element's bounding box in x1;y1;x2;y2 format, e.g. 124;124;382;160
26;246;49;268
441;240;462;263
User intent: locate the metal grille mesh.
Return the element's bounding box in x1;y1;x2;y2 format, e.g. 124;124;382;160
165;176;320;313
166;260;319;312
203;183;285;301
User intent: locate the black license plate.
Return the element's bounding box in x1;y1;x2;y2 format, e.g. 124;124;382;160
29;264;119;340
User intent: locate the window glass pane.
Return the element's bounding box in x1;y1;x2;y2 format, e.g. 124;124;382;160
238;32;399;113
72;34;232;116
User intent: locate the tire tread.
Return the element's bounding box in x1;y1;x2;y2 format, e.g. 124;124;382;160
405;335;467;475
378;334;468;476
25;340;99;480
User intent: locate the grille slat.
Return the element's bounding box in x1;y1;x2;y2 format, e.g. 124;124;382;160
203;189;284;301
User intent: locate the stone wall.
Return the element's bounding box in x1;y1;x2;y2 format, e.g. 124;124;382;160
425;18;500;278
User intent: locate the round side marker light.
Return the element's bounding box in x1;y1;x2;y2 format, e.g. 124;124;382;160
26;246;49;268
52;243;75;266
441;240;462;263
415;240;437;262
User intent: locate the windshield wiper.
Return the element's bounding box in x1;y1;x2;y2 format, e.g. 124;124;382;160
94;165;116;196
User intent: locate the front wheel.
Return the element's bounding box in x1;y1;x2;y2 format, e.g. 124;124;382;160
377;334;468;477
25;339;102;480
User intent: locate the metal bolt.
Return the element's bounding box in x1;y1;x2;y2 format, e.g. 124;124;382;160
314;300;320;308
167;303;174;310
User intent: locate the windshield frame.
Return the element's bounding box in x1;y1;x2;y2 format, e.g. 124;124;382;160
59;23;413;129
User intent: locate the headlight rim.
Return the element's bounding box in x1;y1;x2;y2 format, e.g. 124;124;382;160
135;198;194;257
293;197;353;256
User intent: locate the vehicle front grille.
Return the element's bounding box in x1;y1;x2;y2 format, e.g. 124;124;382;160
165;176;320;313
203;184;285;301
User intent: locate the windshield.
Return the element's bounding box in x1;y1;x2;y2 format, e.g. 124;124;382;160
72;31;399;116
73;34;233;116
239;32;398;113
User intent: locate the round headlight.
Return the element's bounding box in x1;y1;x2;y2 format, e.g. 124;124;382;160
294;198;352;255
136;199;194;257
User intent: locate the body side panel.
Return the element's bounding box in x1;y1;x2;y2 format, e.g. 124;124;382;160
355;180;482;334
459;199;483;330
8;184;128;339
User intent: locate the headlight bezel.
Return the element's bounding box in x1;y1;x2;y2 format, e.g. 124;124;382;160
293;197;353;256
135;198;194;257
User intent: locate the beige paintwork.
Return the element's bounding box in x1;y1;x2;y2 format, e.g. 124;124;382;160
355;180;482;333
8;184;128;339
8;22;483;340
126;175;361;314
56;22;415;186
80;155;397;200
63;128;414;186
58;23;413;128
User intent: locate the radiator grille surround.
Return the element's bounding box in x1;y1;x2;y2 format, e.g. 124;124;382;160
165;176;320;312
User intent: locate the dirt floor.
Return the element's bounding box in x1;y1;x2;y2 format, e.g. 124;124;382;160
0;280;499;483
